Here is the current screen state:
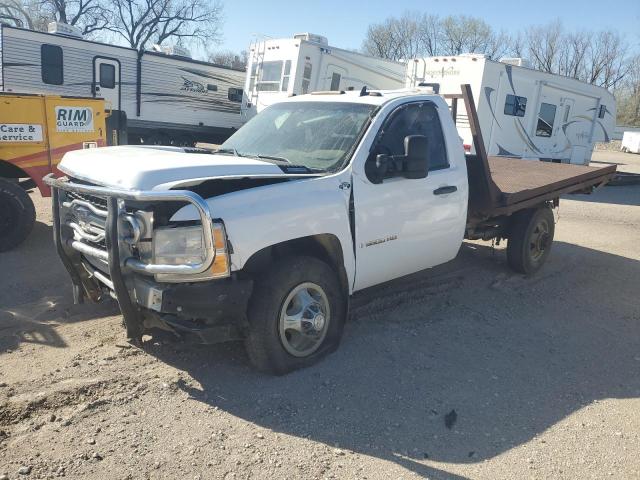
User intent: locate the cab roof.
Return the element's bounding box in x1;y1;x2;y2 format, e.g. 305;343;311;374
275;87;444;108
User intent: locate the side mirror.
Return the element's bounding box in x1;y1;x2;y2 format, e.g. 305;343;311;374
403;135;429;179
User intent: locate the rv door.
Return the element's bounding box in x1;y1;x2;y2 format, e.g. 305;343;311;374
93;58;121;111
532;86;562;160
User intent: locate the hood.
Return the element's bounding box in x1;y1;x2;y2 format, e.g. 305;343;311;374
58;146;289;190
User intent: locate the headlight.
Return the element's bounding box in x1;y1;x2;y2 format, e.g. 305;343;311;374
153;222;230;282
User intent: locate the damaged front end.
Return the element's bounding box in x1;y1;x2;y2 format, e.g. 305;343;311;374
43;174;252;344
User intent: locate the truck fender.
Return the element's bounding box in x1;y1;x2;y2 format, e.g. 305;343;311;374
242;233;351;298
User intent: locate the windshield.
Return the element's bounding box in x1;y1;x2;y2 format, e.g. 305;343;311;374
220;101;375;173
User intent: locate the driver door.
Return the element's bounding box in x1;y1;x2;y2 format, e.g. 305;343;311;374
352;101;467;291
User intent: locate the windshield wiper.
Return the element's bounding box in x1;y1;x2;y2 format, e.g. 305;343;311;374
215;147;240;156
254;154;291;164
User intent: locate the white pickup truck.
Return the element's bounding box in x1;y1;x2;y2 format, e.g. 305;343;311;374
45;85;616;374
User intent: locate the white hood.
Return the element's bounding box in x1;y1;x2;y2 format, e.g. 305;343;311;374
58;146;286;190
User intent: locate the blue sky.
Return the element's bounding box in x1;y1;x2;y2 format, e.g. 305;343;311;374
216;0;640;54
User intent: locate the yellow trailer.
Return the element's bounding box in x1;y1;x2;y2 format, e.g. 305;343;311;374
0;93;115;251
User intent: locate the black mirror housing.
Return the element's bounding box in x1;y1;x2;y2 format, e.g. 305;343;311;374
370;154;389;184
403;135;429;179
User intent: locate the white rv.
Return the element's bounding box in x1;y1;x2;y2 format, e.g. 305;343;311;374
243;33;405;117
406;54;615;165
0;24;246;145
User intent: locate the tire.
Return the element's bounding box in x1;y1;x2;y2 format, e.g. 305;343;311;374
244;255;346;375
506;205;555;275
0;178;36;252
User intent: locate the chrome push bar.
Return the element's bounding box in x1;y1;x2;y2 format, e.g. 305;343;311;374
44;173;216;276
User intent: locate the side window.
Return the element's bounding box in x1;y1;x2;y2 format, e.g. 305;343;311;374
99;63;116;89
257;61;282;91
536;102;557;137
504;94;526;117
281;60;291;91
367;102;449;181
41;44;63;85
301;62;312;94
598;104;606;119
228;87;243;102
330;73;341;91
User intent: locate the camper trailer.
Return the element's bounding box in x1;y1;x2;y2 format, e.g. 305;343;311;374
0;23;246;145
406;54;615;165
243;33;405;117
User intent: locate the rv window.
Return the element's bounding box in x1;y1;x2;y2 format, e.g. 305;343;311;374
598;105;606;119
504;94;526;117
41;44;63;85
207;84;218;92
370;102;449;175
99;64;116;89
302;62;312;94
330;73;341;91
228;88;243;102
536;103;557;137
257;61;283;92
281;60;291;92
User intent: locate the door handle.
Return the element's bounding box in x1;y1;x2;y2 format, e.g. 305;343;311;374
433;186;457;195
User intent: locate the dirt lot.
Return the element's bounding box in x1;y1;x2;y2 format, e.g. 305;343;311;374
1;151;639;480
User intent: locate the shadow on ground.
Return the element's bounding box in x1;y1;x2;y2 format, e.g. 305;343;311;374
144;240;640;477
0;221;117;353
563;184;640;206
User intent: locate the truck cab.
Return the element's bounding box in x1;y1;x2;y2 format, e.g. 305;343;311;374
45;86;615;374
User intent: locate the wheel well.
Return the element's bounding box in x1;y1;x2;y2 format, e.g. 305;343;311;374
0;160;29;179
243;234;350;295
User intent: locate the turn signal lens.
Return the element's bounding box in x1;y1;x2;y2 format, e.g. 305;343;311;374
210;222;230;278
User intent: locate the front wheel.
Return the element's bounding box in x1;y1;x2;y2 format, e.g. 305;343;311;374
506;205;555;275
244;256;346;374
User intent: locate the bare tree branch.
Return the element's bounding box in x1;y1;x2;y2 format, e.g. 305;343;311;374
104;0;222;54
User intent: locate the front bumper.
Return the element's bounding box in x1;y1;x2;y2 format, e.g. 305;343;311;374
44;173;252;343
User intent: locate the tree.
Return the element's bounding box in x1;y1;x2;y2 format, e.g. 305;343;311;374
104;0;223;53
209;49;247;70
615;55;640;125
362;13;513;61
0;0;46;29
524;21;630;89
38;0;110;35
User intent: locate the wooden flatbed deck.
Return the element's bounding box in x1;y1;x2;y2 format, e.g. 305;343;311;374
457;84;617;223
489;156;617;206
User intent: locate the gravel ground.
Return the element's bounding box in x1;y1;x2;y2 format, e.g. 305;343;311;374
1;151;639;480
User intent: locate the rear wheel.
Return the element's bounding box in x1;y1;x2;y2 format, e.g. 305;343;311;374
244;255;346;375
507;205;555;275
0;178;36;252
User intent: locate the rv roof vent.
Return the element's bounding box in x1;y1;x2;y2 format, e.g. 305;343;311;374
500;57;531;68
293;33;329;46
160;45;192;58
47;22;82;38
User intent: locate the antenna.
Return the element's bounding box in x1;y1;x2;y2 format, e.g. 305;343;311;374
359;86;368;97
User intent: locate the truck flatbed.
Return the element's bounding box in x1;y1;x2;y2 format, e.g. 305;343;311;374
456;85;617;223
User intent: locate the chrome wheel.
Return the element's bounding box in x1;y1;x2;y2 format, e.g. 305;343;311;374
529;217;551;262
279;282;331;357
